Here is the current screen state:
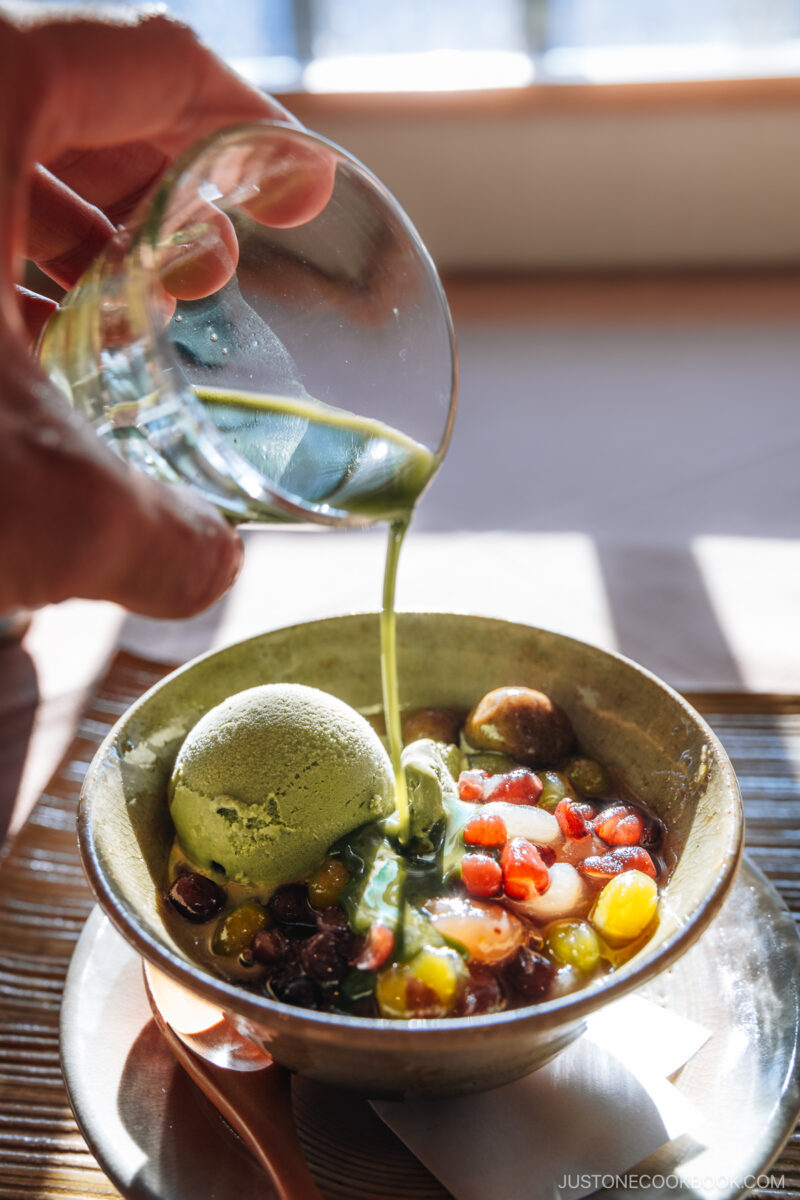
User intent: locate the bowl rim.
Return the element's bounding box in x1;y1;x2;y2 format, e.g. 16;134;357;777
78;610;744;1035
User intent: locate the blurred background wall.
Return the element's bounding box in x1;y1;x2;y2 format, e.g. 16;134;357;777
22;0;800;697
179;0;800;270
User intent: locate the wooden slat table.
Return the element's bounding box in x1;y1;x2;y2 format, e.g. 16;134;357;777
1;655;799;1199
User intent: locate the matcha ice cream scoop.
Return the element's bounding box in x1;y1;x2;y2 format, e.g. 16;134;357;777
169;683;395;889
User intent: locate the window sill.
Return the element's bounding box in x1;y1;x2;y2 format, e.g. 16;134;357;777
282;74;800;122
278;77;800;272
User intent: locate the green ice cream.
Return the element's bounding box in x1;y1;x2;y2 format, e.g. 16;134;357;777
169;683;395;889
401;738;458;846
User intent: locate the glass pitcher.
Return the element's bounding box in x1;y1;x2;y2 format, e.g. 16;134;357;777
37;122;458;526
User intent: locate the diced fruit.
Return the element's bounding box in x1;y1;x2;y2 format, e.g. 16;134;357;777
593;804;645;846
580;846;657;881
511;862;589;922
546;919;601;973
353;922;395;970
458;768;489;802
211;900;270;956
402;707;462;745
308;857;350;909
425;896;525;963
167;872;226;924
375;948;465;1018
591;870;658;946
484;768;543;806
503;944;555;1000
465;686;575;766
461;853;503;898
480;801;560;845
501;838;550;900
560;756;611;798
463;813;508;847
538;769;576;812
555;798;595;840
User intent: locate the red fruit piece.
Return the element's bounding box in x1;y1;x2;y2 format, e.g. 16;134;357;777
555;798;595;840
593;804;645;846
461;853;503;898
501;838;550;900
463;814;508;847
458;769;489;802
484;768;543;806
579;846;657;881
353;922;395;970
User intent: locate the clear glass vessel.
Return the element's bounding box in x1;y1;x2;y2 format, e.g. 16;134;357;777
38;122;457;526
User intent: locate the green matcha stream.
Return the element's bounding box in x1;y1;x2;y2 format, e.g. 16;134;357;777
193;386;440;843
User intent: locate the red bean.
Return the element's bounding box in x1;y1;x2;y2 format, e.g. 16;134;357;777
167;872;226;923
503;945;555;1000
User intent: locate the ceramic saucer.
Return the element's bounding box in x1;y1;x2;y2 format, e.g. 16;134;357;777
60;858;800;1200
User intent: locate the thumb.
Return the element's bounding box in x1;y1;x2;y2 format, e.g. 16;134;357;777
97;475;246;619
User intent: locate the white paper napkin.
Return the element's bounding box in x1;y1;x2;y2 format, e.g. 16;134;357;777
372;996;710;1200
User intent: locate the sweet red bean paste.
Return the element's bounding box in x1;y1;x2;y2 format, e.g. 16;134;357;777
163;686;671;1019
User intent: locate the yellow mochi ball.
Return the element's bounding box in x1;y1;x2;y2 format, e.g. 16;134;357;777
591;870;658;946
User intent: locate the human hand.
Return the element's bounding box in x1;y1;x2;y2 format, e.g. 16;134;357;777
0;5;332;618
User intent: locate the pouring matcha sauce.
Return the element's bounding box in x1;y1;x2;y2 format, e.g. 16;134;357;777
162;393;669;1019
193;385;441;844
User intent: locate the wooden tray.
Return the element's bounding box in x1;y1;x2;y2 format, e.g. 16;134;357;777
1;653;799;1199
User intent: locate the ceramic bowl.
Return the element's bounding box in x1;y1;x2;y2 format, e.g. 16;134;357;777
78;613;743;1098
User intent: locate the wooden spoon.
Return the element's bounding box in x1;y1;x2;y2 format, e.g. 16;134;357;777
143;962;322;1200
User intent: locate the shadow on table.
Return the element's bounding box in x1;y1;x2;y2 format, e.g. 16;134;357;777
120;533;748;690
594;542;744;689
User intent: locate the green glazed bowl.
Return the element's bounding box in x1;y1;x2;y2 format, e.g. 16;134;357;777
78;613;743;1098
